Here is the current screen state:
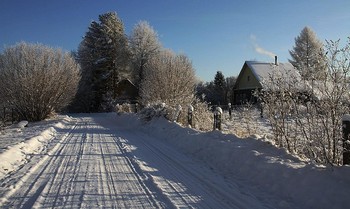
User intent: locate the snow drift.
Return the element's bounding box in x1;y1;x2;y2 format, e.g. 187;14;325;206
0;117;71;180
116;113;350;209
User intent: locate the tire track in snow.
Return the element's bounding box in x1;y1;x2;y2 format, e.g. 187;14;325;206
120;133;212;208
117;130;271;209
32;120;86;208
17;115;162;208
0;118;79;208
112;136;173;209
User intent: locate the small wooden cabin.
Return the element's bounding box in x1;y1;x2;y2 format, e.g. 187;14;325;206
114;79;139;104
233;58;301;104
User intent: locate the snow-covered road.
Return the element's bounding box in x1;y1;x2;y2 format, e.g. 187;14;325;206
0;114;270;208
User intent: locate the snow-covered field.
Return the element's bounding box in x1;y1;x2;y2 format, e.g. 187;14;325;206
0;113;349;208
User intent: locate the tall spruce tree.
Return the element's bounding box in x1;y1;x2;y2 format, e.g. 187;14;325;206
289;26;326;80
76;12;130;112
214;71;226;105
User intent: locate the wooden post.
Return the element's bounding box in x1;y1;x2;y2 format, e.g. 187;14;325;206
216;107;222;130
228;103;232;119
213;106;223;130
342;114;350;165
188;105;194;127
11;108;14;124
2;107;5;125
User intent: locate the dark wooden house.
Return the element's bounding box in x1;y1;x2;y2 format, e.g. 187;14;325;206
114;79;139;104
233;58;301;104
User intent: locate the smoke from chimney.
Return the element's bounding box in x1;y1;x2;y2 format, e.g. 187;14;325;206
250;34;277;60
254;45;276;59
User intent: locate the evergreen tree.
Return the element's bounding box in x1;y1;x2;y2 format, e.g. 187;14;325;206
75;12;130;112
226;76;236;103
214;71;226;105
289;26;326;80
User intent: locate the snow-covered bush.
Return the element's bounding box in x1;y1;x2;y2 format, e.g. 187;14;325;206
0;42;81;121
138;103;168;122
115;103;133;113
191;99;213;131
138;99;213;132
235;103;260;137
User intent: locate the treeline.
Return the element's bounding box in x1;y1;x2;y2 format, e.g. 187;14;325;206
71;12;196;112
196;71;236;106
0;12;207;122
72;11;238;112
0;11;235;121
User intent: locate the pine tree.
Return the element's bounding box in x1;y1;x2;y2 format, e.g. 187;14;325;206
289;26;326;80
98;12;130;98
214;71;226;105
226;76;236;103
76;12;130;112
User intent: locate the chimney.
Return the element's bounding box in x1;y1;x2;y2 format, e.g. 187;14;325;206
275;56;278;65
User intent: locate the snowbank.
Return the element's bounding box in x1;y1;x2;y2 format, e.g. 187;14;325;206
133;115;350;209
0;117;71;181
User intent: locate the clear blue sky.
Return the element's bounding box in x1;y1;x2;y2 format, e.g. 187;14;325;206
1;0;349;81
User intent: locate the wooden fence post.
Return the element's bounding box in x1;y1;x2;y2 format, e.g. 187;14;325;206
342;114;350;165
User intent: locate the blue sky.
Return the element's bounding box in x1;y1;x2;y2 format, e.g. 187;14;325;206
1;0;349;81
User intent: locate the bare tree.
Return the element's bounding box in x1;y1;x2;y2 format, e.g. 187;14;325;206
0;42;81;121
258;38;350;165
129;21;162;86
140;49;196;107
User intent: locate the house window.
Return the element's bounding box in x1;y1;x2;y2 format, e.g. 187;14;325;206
247;76;250;81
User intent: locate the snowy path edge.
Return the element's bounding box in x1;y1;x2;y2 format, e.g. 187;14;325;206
0;116;76;206
0;116;73;181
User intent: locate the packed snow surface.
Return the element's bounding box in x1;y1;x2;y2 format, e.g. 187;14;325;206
0;113;349;208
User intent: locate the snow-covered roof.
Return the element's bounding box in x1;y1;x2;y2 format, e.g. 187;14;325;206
245;61;300;83
239;61;306;91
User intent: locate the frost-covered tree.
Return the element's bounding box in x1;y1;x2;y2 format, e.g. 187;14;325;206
289;26;327;80
140;50;196;107
0;42;80;121
75;12;130;112
259;38;350;165
129;21;161;87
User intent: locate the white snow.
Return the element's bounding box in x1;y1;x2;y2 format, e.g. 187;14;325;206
0;127;53;179
0;116;72;180
0;113;349;209
16;120;28;128
118;113;350;209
